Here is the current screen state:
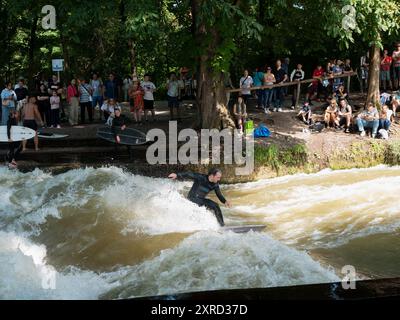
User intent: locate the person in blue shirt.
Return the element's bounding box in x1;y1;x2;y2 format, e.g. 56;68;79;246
1;81;17;125
104;73;118;100
253;67;264;109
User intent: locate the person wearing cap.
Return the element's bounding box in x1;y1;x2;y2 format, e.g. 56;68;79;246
297;102;312;125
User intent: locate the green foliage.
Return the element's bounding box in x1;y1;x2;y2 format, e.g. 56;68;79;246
255;143;308;172
384;141;400;165
1;0;400;90
322;0;400;49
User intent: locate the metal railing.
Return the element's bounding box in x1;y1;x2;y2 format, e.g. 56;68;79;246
227;71;357;107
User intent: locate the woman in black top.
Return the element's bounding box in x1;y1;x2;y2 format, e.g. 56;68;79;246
37;84;51;127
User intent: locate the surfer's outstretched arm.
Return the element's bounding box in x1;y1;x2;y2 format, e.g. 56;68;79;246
7;119;12;141
168;172;202;180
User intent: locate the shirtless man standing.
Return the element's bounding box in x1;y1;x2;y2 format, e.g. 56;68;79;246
22;95;43;151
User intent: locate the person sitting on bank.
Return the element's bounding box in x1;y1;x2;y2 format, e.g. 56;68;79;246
297;102;312;125
6;109;23;169
233;96;247;133
356;102;380;138
111;107;127;144
391;94;400;117
324;99;339;128
379;104;393;132
168;168;232;227
101;98;120;125
334;84;349;102
337;98;352;133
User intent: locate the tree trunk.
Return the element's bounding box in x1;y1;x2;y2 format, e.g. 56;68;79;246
60;35;72;81
128;39;137;75
27;16;39;88
192;0;235;130
367;44;380;105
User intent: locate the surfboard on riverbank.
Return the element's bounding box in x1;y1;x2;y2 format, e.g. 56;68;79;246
38;132;69;139
97;126;147;146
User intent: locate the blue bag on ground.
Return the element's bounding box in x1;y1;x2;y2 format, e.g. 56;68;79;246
253;124;271;138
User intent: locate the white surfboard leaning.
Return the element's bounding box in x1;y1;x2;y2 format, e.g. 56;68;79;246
221;224;266;234
0;125;36;142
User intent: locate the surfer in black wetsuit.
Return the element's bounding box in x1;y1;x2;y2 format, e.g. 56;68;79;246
111;107;127;144
6;110;23;168
168;168;232;226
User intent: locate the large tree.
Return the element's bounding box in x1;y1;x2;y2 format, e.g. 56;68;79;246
191;0;262;129
323;0;400;104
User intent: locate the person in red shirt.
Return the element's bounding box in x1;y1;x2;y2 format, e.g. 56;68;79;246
392;43;400;90
306;65;325;105
380;49;392;91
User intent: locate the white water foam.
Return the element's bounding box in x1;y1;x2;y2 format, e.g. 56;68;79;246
0;166;219;237
106;231;340;299
0;231;119;300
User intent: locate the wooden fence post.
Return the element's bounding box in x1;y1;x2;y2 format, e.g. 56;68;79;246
295;81;301;108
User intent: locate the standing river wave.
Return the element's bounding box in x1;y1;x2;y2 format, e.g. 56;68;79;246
1;166;399;299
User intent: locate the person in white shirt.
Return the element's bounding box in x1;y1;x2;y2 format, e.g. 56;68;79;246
167;72;180;121
123;76;133;102
239;69;253;103
141;74;156;122
290;64;305;109
1;81;17;125
101;98;121;126
50;90;61;128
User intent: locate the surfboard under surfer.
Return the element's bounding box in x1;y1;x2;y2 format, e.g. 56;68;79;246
168;168;232;226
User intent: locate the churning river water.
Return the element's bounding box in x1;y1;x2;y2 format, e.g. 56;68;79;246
1;166;399;299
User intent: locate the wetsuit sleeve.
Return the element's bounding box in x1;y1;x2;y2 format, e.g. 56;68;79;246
7;118;12;140
111;118;117;136
214;185;226;204
176;172;202;180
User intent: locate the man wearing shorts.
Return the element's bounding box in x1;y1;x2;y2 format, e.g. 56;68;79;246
22;95;43;151
141;74;156;122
